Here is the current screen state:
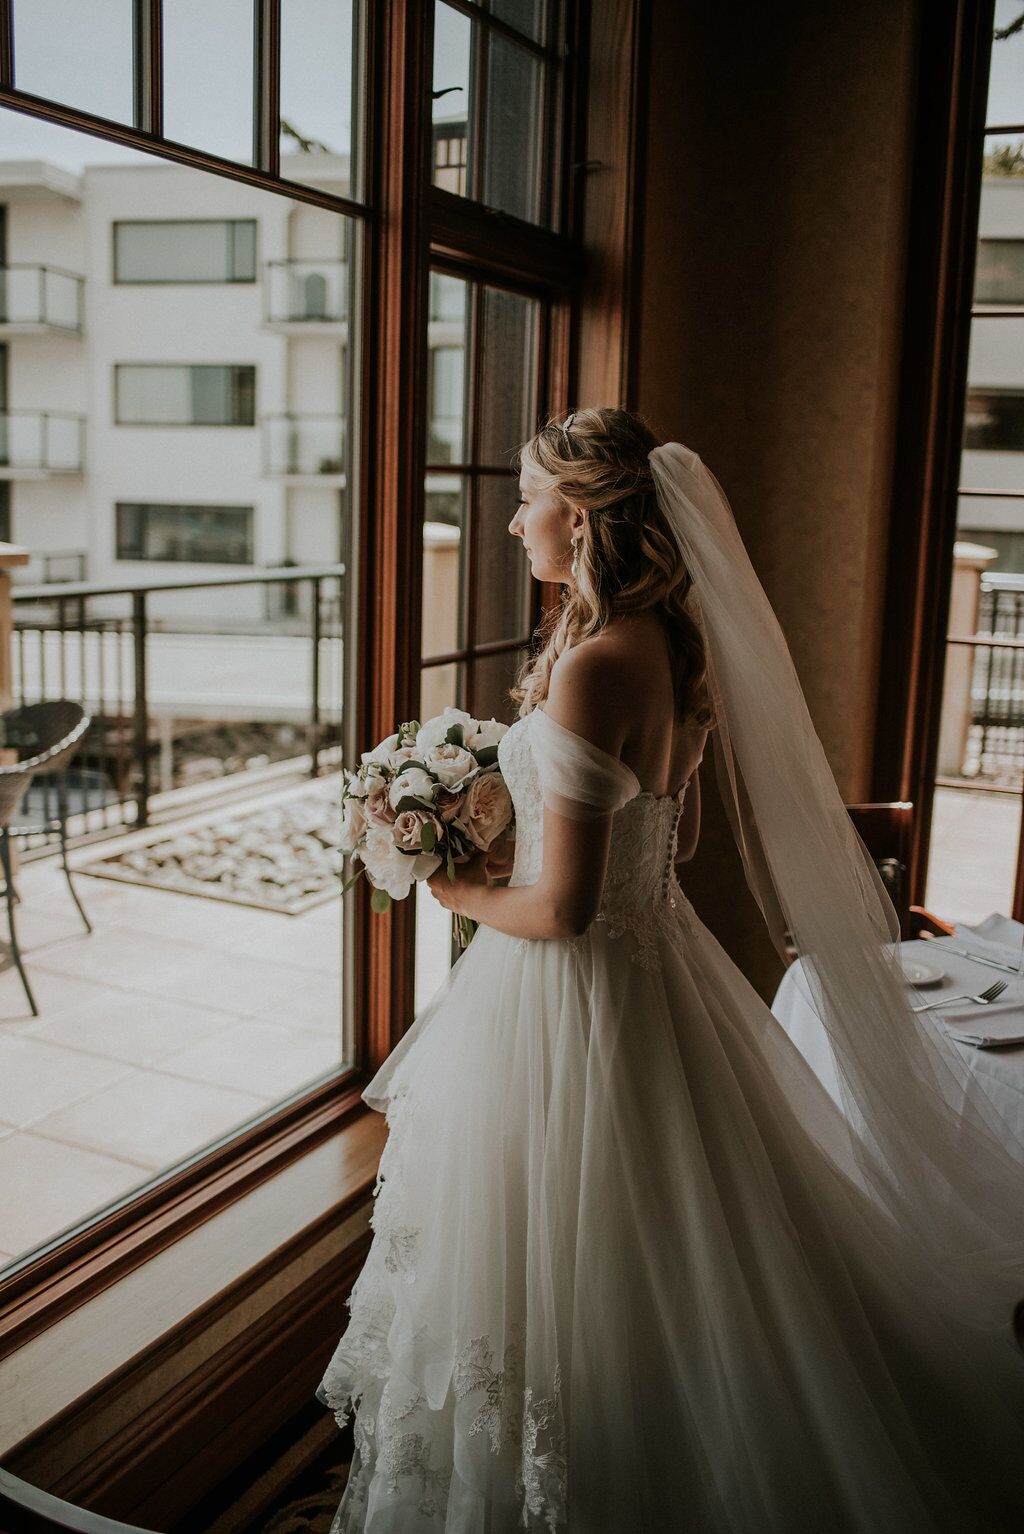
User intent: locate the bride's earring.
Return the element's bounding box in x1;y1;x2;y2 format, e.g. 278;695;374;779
570;533;579;579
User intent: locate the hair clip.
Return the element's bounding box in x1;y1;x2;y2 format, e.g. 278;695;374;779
560;412;576;439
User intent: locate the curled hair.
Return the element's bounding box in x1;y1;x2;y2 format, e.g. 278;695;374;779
509;406;714;728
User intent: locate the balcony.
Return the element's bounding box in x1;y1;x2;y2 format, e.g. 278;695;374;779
0;411;85;477
263;259;349;333
0;264;84;334
262;414;346;486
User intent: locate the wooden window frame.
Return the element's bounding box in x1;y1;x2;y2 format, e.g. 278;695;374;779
0;0;646;1367
871;0;996;904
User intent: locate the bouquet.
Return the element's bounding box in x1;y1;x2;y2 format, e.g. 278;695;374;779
339;706;515;948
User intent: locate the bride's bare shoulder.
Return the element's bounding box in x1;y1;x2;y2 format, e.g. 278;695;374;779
546;636;635;746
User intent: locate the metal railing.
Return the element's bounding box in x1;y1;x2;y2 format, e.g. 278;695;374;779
0;411;85;473
11;565;345;842
262;414;347;477
950;575;1024;784
0;263;84;331
264;259;348;323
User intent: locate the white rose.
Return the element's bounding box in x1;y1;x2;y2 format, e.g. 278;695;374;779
360;826;416;898
423;741;477;789
340;794;367;852
388;766;437;810
361;732;399;766
388;744;421;769
415;707;476;756
465;718;508;750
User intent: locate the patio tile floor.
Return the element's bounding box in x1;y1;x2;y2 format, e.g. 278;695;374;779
0;810;348;1269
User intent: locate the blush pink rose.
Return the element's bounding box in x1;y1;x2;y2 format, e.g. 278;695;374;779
366;779;398;827
392;808;444;854
463;772;513;850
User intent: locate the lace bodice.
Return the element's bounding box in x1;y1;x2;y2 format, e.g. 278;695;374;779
495;707;702;970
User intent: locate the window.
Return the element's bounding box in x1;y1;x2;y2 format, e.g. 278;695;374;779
114;220;257;283
115;364;256;425
964;388;1024;450
975;239;1024;304
116;503;254;564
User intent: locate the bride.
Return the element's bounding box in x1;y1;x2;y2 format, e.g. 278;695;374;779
316;408;1024;1532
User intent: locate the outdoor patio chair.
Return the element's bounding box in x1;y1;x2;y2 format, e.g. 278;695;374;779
0;700;93;1016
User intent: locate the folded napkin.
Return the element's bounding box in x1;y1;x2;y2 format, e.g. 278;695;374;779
952;914;1024;970
939;997;1024;1048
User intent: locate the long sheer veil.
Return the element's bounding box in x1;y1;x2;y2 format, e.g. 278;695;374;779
649;442;1024;1339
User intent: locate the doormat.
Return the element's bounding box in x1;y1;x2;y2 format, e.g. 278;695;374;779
77;788;343;914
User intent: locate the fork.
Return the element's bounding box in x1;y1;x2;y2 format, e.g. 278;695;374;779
912;979;1009;1013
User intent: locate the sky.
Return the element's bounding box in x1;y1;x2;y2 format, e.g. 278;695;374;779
1;1;1023;175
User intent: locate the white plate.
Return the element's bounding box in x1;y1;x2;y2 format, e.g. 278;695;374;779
900;959;947;987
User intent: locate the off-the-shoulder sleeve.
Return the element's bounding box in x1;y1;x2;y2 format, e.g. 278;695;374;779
530;707;640;821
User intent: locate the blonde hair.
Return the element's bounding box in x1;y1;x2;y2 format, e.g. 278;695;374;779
509;406;714;727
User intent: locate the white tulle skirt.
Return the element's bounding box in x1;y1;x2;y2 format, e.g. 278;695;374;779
316;905;1024;1532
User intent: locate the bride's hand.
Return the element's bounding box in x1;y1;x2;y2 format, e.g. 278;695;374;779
426;852;490;914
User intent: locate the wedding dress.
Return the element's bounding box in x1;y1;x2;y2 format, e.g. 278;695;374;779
316;444;1024;1531
316;699;1024;1533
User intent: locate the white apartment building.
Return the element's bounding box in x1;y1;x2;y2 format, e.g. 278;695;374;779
0;151;354;625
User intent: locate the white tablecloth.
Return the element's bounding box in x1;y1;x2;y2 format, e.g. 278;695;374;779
771;919;1024;1145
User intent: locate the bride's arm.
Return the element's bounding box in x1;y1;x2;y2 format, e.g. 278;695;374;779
426;647;623;939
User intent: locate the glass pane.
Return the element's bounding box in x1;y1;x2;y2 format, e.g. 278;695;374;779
433;3;473;198
988;1;1024;132
423;475;466;657
964;390;1024;451
489;0;549;46
975;240;1024;304
12;0;134;124
114;221;257;284
280;0;356;198
414;661;465;1009
482;31;545;224
164;0;255;164
925;787;1021;925
477;285;538;464
428;273;470;463
471;645;526;723
475;475;532;644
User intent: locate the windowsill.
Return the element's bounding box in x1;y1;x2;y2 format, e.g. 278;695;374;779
0;1105;387;1458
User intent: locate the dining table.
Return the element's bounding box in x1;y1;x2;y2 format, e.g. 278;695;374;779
771;913;1024;1144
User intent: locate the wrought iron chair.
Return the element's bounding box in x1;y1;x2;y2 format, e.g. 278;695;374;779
0;1465;158;1532
0;701;93;1016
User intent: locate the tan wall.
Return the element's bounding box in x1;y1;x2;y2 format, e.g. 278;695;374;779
633;0;919;996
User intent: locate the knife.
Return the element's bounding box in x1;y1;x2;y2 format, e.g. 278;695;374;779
924;941;1022;976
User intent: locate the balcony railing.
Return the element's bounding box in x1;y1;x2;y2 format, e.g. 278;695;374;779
263;414;346;478
0;263;84;332
264;259;348;324
11;564;345;843
0;410;85;474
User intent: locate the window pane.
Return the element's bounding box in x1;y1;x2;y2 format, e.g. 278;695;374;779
116;503;254;564
965;390;1024;451
433;3;473;199
925;787;1022;925
12;0;134;125
116;366;255;425
280;0;357;198
477;285;538;464
975;240;1024;305
423;475;466;656
482;32;546;225
164;0;255;164
474;475;532;644
471;645;526;723
428;274;470;463
489;0;549;46
115;222;257;284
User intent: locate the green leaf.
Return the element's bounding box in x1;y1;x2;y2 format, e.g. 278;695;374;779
395;794;436;814
421;820;436;851
370;886;392;914
340;865;364;894
474;745;499;766
444;723;465;748
446;845;455;879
